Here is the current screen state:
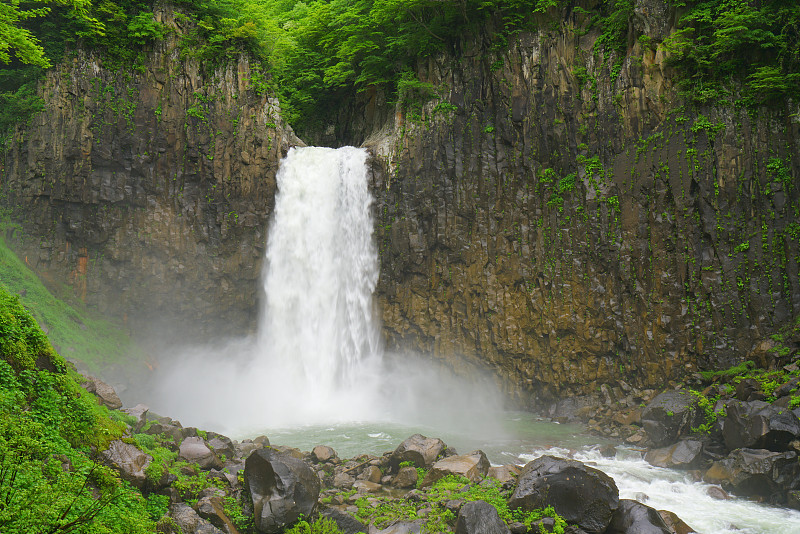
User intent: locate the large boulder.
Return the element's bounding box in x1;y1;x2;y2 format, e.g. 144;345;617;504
641;390;701;446
101;439;151;489
722;401;800;451
455;500;510;534
704;448;800;501
245;448;321;533
508;456;618;534
390;434;446;469
420;450;490;487
180;437;223;470
644;440;703;469
606;500;671;534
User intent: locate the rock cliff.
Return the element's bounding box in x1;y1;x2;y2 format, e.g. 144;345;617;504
367;4;800;403
0;9;299;339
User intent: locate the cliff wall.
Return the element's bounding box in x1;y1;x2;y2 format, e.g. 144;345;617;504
368;4;800;403
0;9;298;339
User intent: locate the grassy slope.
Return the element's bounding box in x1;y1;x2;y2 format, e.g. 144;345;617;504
0;236;144;374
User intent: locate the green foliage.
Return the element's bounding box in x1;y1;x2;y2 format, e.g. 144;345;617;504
0;284;154;533
285;516;345;534
0;238;144;374
664;0;800;105
224;495;254;531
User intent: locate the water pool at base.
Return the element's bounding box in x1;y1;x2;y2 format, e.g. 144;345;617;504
243;411;800;534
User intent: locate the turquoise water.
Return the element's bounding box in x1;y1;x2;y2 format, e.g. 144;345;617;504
249;411;607;464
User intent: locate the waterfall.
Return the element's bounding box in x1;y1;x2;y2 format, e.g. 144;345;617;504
147;145;504;434
256;146;383;421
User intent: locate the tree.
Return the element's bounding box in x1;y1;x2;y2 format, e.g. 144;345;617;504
0;0;93;68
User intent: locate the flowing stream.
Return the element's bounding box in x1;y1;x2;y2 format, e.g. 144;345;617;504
150;146;800;533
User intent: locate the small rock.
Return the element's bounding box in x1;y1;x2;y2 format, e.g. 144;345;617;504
353;480;382;493
706;486;729;500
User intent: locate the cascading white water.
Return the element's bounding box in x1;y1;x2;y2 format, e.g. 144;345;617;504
255;146;383;422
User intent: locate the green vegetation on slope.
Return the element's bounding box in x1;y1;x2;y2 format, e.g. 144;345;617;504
0;285;155;533
0;237;144;373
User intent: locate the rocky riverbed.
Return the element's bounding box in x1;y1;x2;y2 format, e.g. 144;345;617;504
82;364;800;534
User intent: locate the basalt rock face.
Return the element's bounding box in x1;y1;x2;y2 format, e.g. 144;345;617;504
367;3;800;404
0;8;299;340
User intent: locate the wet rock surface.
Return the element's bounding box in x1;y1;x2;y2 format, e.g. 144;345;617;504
509;456;619;533
245;448;321;533
606;500;671;534
455;500;510;534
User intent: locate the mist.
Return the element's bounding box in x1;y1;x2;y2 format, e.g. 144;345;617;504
135;146;508;442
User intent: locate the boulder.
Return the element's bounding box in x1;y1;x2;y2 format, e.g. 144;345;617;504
641;390;700;446
334;472;356;488
606;500;671;534
487;464;521;483
101;439;151;489
421;450;490;487
658;510;697;534
735;378;764;401
169;502;224;534
392;466;419;488
644;440;703;469
82;376;123;410
455;500;510;534
788;490;800;511
122;403;149;431
353;480;382;493
245;448;320;533
704;448;799;501
312;445;338;463
358;465;382;483
509;456;618;534
722;401;800;451
180;437;223;470
390;434;446;469
320;507;368;534
774;377;800;399
207;432;236;461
